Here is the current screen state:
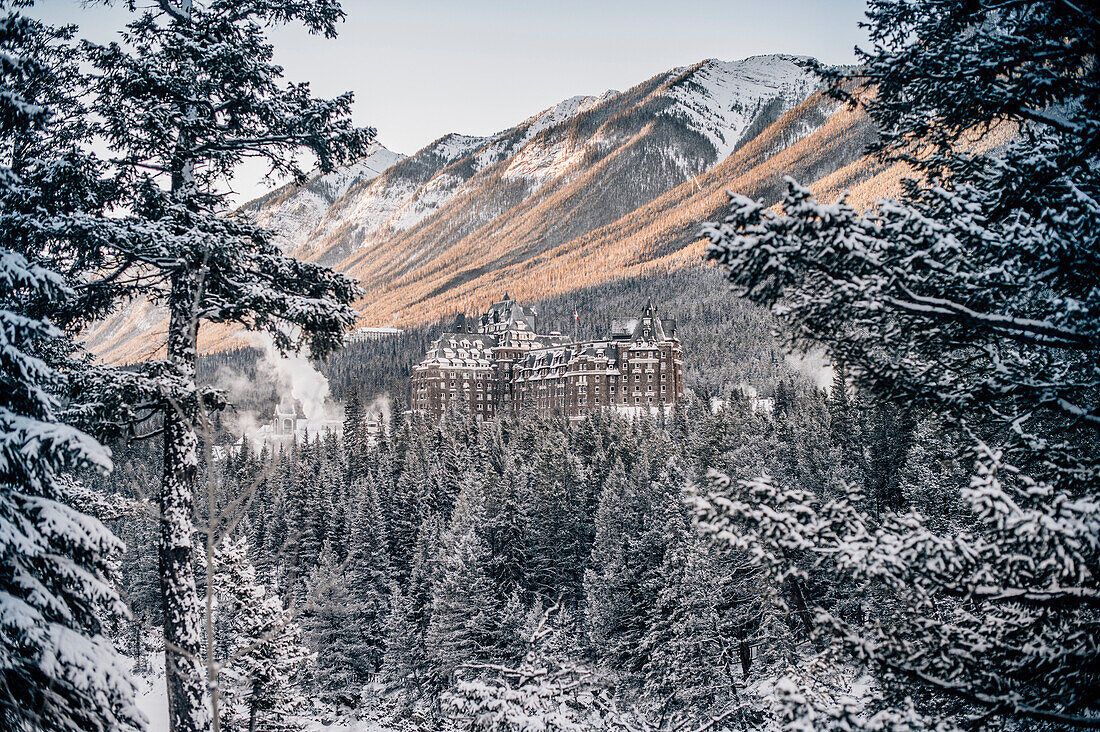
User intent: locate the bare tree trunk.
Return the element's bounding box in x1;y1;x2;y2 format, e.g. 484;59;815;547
248;686;259;732
161;288;211;732
786;576;815;637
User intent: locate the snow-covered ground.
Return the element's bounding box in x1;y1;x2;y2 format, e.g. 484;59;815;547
132;654;169;731
133;654;394;732
307;720;393;732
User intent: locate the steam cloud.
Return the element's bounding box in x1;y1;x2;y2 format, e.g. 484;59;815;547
212;334;329;443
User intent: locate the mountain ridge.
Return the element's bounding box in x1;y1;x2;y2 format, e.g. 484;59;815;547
83;54;907;363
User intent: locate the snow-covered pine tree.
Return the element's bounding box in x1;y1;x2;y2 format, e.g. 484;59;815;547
584;460;646;673
82;2;372;728
523;430;588;606
285;438;326;603
427;472;524;687
0;8;140;731
212;537;310;732
482;455;529;601
387;447;426;582
380;586;429;711
306;549;360;708
319;430;347;560
442;604;594;732
895;416;966;532
699;0;1100;726
345;481;392;678
342;390;366;486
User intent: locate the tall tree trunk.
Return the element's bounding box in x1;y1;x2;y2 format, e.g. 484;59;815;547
248;685;260;732
786;576;815;637
160;285;210;732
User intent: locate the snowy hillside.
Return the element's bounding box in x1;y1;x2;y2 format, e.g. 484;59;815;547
663;54;818;159
281;89;621;249
245;141;406;254
242;55;821;268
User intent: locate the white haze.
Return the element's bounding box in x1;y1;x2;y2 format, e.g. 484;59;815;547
213;333;390;443
785;349;834;391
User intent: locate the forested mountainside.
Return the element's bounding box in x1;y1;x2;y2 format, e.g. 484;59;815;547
85;54;888;363
103;363;903;731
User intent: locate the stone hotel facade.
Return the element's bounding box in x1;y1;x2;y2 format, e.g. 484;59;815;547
411;295;684;420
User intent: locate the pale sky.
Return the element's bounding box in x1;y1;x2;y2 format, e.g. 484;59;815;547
33;0;869;201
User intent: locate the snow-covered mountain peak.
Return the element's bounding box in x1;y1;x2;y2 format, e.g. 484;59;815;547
313;142;406;203
493;90;621;184
242;53;823;264
242;140;405;252
521;89;619;139
664;54;819;160
425;132;490;162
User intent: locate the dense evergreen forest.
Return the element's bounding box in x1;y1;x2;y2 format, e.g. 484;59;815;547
97;265;866;729
103;340;919;730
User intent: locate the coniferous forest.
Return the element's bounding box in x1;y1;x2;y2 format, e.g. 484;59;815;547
1;1;1098;732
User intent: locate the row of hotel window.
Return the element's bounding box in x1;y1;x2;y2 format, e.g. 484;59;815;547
417;384;671;395
426;372;671;384
415;395;668;410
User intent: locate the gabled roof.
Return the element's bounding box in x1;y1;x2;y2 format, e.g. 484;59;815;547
610;301;673;343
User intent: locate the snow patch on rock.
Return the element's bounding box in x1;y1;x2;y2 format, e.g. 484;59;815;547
247;141;405;254
664;54;818;161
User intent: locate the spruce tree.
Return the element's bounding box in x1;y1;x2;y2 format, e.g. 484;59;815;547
523;430;587;606
0;8;139;731
583;461;636;668
212;537;310;732
426;472;523;687
380;586;428;709
345;481;392;677
482;455;529;597
306;550;360;708
342;389;366;486
81;2;372;727
700;1;1100;724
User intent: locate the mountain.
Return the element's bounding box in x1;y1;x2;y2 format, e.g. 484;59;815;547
247;55;819;269
247;141;406;256
86;54;907;363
